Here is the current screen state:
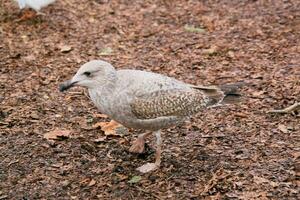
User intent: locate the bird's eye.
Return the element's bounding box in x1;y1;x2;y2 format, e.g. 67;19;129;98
83;71;91;77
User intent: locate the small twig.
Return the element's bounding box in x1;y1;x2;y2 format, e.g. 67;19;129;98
68;91;84;95
200;169;230;195
267;102;300;114
135;186;162;200
8;159;19;166
201;134;226;138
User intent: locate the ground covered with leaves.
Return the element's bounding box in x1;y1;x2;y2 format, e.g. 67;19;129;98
0;0;299;199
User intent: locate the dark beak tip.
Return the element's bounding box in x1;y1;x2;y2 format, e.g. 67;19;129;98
58;84;66;92
59;80;74;92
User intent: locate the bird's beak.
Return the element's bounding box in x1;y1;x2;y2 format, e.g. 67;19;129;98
59;80;78;92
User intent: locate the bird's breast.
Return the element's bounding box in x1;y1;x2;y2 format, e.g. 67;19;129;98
88;89;133;121
89;90;111;115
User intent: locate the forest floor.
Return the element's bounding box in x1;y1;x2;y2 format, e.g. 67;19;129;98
0;0;299;199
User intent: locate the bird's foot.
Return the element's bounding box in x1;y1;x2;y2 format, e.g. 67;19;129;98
129;137;145;154
19;9;37;21
136;163;159;173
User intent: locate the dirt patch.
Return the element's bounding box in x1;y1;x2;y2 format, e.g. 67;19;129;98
0;0;299;199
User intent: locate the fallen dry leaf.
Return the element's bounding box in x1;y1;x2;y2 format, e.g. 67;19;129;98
252;91;265;97
93;120;124;136
253;176;279;188
60;45;73;53
88;179;96;187
98;47;113;56
278;124;288;133
116;173;128;181
44;129;71;140
94;136;107;143
184;24;205;33
94;113;109;119
202;45;218;55
128;175;142;184
239;191;268;200
291;151;300;160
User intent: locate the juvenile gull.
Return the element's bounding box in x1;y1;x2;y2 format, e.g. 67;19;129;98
59;60;241;173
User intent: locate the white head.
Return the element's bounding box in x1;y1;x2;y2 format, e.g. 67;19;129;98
59;60;116;92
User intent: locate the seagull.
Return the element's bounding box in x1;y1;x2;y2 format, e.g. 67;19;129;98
14;0;55;19
59;60;242;173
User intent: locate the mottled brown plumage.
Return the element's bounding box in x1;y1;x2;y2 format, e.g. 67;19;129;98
131;89;208;119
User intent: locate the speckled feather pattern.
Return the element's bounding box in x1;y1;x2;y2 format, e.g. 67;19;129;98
131;89;208;119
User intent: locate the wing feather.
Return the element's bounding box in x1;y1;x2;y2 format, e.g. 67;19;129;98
131;89;207;119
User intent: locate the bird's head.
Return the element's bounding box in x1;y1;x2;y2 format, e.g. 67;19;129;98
59;60;116;92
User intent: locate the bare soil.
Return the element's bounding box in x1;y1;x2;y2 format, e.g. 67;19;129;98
0;0;299;199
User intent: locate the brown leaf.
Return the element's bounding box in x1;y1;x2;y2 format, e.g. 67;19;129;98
234;112;248;118
92;122;105;129
278;124;288;133
94;136;107;143
253;176;279;187
30;112;39;119
60;45;73;53
291;151;300;160
93;121;124;136
80;178;90;185
44;129;71;140
94;113;109;118
252;90;265;97
116;173;128;181
202;46;218;55
88;179;96;187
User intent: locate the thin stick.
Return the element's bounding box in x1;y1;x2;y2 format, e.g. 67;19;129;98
267;102;300;114
135;186;162;200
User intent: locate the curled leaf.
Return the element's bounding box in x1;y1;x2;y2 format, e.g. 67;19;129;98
128;175;142;184
99;47;113;56
44;129;71;140
60;45;73;53
184;25;205;33
93;120;125;136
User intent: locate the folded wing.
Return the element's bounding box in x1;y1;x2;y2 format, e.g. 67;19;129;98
131;89;208;119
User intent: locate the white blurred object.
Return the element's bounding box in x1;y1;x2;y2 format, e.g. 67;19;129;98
15;0;56;11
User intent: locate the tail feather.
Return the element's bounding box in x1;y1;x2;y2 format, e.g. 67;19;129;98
191;82;244;106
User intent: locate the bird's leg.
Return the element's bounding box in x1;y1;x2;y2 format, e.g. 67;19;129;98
136;130;162;173
129;132;152;153
154;130;162;166
268;102;300;114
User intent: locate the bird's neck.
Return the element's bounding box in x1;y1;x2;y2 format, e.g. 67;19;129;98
88;77;117;116
91;72;117;95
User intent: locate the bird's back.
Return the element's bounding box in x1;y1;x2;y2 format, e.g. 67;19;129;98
115;69;191;96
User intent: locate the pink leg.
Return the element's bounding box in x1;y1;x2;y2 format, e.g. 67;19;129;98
154;130;162;165
136;130;162;173
129;132;152;153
